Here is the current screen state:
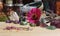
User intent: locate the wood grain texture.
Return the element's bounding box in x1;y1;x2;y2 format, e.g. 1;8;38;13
56;1;60;15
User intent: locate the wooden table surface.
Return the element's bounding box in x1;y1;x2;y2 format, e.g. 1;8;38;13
0;22;60;36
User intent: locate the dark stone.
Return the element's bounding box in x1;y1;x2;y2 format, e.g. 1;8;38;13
6;20;11;23
50;19;60;28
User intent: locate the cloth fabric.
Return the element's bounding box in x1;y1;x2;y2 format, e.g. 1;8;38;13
42;0;55;12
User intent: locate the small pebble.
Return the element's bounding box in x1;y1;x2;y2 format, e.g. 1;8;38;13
30;24;36;27
46;26;56;30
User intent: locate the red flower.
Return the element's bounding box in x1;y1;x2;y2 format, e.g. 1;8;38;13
27;8;41;24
